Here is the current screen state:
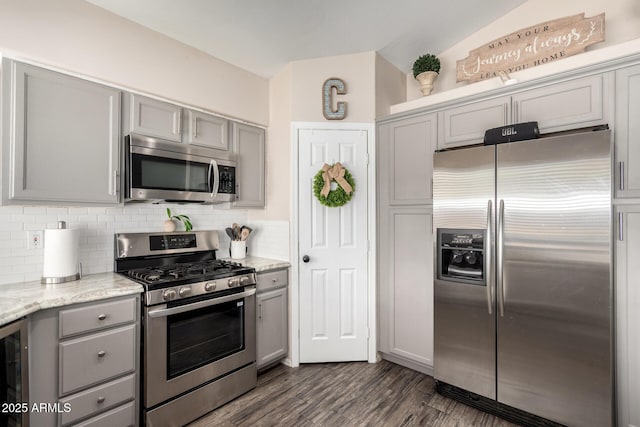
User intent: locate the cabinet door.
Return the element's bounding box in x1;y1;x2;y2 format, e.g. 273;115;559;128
379;113;437;205
129;94;182;142
232;122;265;208
256;287;288;369
615;65;640;198
186;110;229;150
2;60;120;205
512;73;610;134
616;205;640;427
378;207;433;367
437;97;510;149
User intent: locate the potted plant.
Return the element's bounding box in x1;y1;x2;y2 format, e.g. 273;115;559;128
164;208;193;232
413;53;441;96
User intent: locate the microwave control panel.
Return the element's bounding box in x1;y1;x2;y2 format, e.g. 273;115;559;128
218;165;236;195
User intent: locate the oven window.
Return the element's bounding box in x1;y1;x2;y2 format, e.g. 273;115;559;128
132;154;210;193
167;299;244;379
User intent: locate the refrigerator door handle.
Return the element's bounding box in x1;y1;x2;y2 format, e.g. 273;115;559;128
485;199;493;315
497;199;505;317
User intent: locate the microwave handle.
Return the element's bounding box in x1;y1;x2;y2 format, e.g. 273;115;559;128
210;159;220;199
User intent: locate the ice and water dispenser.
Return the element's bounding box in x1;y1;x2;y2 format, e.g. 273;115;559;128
437;229;486;285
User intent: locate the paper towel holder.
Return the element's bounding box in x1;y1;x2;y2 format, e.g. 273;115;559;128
41;221;82;285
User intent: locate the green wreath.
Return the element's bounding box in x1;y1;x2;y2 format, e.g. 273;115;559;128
313;165;355;208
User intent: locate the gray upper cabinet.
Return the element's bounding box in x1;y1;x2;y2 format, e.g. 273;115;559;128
1;59;121;205
437;97;510;149
512;73;610;133
379;113;437;205
615;64;640;199
232;122;265;208
186;110;229;150
127;93;182;142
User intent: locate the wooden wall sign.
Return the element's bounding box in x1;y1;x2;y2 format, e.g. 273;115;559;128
323;78;347;120
457;13;605;83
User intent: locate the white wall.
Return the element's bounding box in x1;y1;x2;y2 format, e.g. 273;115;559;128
406;0;640;100
0;0;269;125
375;53;407;119
291;52;377;123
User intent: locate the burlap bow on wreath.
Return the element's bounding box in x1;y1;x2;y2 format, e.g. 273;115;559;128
313;162;355;208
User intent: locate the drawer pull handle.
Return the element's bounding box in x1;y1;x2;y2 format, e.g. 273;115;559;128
98;314;107;321
97;350;106;358
272;278;277;283
97;396;105;404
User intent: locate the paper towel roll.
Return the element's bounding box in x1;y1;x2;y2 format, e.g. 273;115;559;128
42;226;80;284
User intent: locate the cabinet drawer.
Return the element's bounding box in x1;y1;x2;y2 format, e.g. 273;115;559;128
59;324;136;395
256;269;288;292
59;374;135;426
59;297;136;338
72;401;135;427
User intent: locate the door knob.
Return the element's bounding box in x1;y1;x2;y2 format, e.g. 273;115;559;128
302;255;310;263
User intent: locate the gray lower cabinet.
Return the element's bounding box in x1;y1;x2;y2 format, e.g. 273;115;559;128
232;122;266;208
1;59;121;205
615;64;640;199
615;205;640;427
28;295;139;426
378;207;434;371
256;269;288;369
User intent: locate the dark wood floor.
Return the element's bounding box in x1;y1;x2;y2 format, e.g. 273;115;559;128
188;360;519;426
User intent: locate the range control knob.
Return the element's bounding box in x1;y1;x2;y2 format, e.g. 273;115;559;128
204;282;217;292
178;287;190;297
228;277;240;287
240;276;249;285
162;289;177;301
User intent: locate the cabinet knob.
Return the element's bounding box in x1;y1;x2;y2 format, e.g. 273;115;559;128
97;350;106;358
272;278;278;283
97;396;105;404
98;314;107;321
302;255;310;263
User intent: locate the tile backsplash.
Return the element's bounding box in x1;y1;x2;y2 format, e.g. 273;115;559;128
0;204;289;285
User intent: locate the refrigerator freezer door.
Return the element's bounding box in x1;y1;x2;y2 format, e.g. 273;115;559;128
496;130;612;426
433;144;496;399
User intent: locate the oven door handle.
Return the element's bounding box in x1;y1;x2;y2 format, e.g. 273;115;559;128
147;287;256;318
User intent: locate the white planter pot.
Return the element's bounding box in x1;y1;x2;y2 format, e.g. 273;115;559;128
415;71;438;96
163;219;177;232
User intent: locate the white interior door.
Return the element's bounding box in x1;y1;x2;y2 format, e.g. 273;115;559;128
298;128;369;363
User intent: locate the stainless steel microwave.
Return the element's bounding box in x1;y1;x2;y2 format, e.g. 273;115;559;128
124;133;237;203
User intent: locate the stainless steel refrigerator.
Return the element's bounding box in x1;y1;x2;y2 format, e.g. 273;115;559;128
433;128;613;427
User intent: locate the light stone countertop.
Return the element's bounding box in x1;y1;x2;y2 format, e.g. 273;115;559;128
223;256;291;272
0;272;143;327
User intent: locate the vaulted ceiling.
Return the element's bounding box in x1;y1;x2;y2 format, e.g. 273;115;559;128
86;0;525;78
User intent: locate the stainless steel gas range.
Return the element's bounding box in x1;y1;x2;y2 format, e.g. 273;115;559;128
115;230;257;427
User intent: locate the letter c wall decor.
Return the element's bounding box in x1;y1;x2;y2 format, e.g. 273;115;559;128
322;78;347;120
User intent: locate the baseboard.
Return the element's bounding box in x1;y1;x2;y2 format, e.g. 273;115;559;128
380;352;434;376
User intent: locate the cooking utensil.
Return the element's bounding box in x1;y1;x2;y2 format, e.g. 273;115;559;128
225;228;235;240
240;228;250;241
232;223;240;240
